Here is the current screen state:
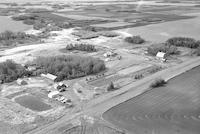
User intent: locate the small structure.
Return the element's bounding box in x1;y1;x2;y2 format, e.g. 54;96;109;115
41;73;57;81
54;82;68;92
17;79;28;85
103;51;117;57
104;58;111;62
27;66;37;71
48;91;60;98
156;52;167;62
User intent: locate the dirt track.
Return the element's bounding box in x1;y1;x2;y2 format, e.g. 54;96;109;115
26;57;200;134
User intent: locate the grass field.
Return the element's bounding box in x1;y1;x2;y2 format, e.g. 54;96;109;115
103;66;200;134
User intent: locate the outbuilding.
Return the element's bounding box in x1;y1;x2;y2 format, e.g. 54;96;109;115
48;91;60;98
54;82;68;92
41;73;57;81
103;51;117;57
156;52;167;61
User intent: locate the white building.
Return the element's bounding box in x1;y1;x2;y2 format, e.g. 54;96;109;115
48;91;60;98
156;52;167;61
41;73;57;81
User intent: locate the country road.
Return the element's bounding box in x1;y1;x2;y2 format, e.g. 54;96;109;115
26;57;200;134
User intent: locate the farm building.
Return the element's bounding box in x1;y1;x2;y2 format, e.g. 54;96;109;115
103;51;117;57
156;52;167;61
54;82;68;92
48;91;60;98
27;66;37;71
41;73;57;81
17;79;28;85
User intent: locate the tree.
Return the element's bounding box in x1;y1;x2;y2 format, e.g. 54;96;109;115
0;60;29;83
125;36;145;44
147;43;179;56
107;81;115;91
166;37;200;48
30;55;106;82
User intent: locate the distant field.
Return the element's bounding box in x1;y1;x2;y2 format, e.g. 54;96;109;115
123;13;200;42
92;21;133;28
103;66;200;134
59;3;194;30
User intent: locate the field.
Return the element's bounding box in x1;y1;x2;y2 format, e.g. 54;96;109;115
103;66;200;134
122;13;200;42
57;2;196;31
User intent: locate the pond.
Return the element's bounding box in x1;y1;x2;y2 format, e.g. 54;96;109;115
15;95;52;112
0;16;32;33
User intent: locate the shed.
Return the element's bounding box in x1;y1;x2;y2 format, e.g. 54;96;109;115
156;52;167;59
48;91;60;98
17;79;28;85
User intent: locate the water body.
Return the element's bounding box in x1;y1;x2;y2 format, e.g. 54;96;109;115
15;95;51;112
122;13;200;43
103;66;200;134
0;16;32;33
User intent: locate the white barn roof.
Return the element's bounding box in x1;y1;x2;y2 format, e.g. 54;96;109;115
156;52;166;58
48;91;60;98
41;73;57;81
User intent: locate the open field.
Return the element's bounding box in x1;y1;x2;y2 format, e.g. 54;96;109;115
103;66;200;134
58;3;195;30
121;13;200;42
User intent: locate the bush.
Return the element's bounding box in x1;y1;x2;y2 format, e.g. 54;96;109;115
150;79;167;88
193;46;200;56
107;81;115;91
147;44;179;56
99;31;119;37
12;14;39;21
148;66;162;74
166;37;200;48
125;36;145;44
0;60;30;83
30;55;106;81
0;31;39;47
134;74;143;79
66;43;97;52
